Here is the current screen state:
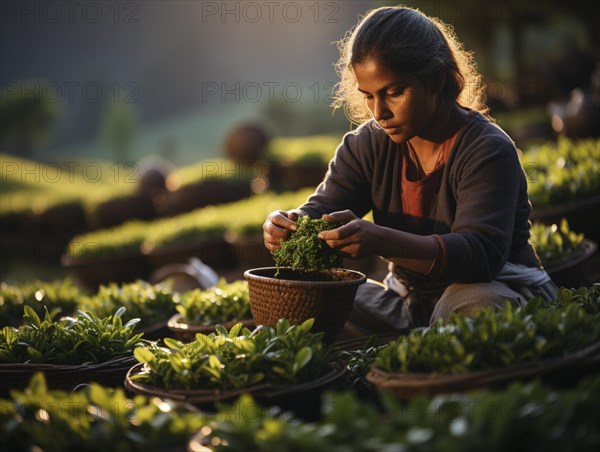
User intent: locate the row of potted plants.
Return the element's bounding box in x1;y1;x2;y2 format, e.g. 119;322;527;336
360;285;600;398
530;219;597;287
0;372;206;451
523;138;600;241
522;138;599;207
0;278;83;327
3;371;599;451
1;278;254;341
1;135;340;259
0;284;597;423
63;188;315;287
0;307;143;393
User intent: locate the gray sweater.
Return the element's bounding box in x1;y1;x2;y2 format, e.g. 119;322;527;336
298;113;541;283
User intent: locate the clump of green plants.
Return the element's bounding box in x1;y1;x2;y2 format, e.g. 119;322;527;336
374;299;600;375
340;337;387;401
546;285;600;315
265;135;340;166
67;220;148;261
0;307;142;365
176;279;250;325
530;219;585;265
0;278;84;327
203;376;600;451
272;215;342;275
522;138;600;207
78;280;177;327
131;318;334;390
0;373;206;452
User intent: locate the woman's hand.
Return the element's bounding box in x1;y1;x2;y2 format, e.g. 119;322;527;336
318;210;381;258
263;210;299;252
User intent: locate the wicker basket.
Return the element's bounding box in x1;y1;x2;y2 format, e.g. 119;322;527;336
167;313;256;342
366;340;600;400
244;267;366;343
0;356;136;396
544;239;597;287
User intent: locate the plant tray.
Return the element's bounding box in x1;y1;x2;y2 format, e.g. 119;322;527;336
125;360;346;409
0;356;137;395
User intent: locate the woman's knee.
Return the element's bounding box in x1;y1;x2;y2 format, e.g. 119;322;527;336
430;281;525;325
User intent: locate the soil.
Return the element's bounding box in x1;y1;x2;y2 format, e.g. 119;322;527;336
253;267;364;282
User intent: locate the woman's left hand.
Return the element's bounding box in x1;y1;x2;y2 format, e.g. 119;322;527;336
318;210;381;258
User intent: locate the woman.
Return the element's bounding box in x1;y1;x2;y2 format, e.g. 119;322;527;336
263;6;557;335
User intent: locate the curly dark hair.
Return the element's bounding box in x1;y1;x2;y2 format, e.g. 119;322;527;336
332;6;489;125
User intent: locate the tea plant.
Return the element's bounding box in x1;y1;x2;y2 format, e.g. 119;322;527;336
340;336;387;401
523;138;600;207
176;279;250;325
68;220;148;260
0;307;143;365
272;215;342;275
68;188;314;257
0;154;134;219
374;299;600;374
265;135;339;166
204;376;600;451
0;373;206;451
546;285;600;315
131;319;335;390
78;280;178;327
530;219;585;265
0;278;84;327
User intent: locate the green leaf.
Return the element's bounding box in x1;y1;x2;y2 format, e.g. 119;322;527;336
209;355;222;369
168;354;185;373
294;346;313;372
300;318;315;332
215;324;228;336
163;338;180;350
27;346;43;362
23;305;41;328
229;322;243;338
29;372;48;396
133;347;155;363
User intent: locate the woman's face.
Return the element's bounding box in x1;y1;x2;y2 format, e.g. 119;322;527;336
353;58;439;144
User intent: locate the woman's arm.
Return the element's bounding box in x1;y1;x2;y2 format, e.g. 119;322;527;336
435;135;526;282
264;126;374;252
319;210;437;275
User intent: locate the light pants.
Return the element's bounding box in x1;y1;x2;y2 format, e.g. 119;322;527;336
346;278;549;336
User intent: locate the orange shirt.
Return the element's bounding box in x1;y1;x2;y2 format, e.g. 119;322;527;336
400;128;462;235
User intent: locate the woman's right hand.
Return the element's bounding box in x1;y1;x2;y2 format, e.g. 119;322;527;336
263;210;299;252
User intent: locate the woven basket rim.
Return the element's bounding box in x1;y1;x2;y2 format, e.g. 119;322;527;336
0;355;136;373
531;193;600;217
543;238;597;273
125;360;345;403
167;313;255;333
244;267;366;288
366;340;600;391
